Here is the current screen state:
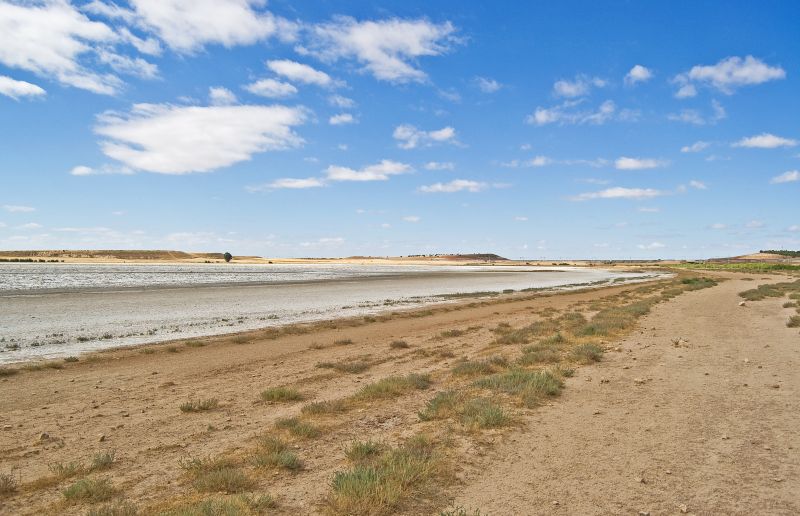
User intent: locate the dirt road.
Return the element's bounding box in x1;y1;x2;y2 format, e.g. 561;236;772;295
452;275;800;515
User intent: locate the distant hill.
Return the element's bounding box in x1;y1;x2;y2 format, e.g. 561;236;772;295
396;253;508;261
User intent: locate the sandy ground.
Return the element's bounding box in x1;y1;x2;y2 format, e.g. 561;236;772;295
451;274;800;515
0;272;798;515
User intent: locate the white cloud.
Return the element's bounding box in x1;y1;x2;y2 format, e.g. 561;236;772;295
328;94;355;108
96;48;157;79
402;215;420;222
244;78;297;98
674;82;697;99
553;75;605;98
570;187;664;201
689;180;707;190
329;113;356;125
302;16;457;83
638;207;660;213
668;100;726;125
637;242;665;250
209;86;237;106
393;124;457;149
733;133;797;149
3;205;35;213
474;76;501;93
526;99;621;126
95;103;307;174
624;65;652;85
266;59;332;86
514;216;528;221
681;141;711;153
0;1;124;94
709;223;727;230
0;75;46;100
678;55;785;95
419;179;487;193
424;161;455;171
299;236;344;248
246;177;325;191
69;164;133;176
121;0;297;53
770;170;800;184
787;225;800;232
614;157;667;170
17;222;42;230
325;160;412;182
745;220;764;229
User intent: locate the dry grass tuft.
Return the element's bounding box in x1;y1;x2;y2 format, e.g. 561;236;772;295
86;500;139;516
260;386;303;402
250;436;303;471
179;398;218;413
355;373;431;401
275;417;321;438
474;369;563;407
301;399;349;416
62;477;116;504
179;456;255;493
317;359;372;374
0;472;17;496
390;340;410;349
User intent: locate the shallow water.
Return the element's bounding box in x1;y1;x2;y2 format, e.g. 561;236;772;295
0;263;661;363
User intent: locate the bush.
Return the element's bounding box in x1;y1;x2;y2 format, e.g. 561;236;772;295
62;477;116;503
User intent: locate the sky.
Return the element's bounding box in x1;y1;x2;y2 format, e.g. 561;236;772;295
0;0;798;259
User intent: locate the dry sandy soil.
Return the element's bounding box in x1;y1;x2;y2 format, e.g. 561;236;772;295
0;271;798;515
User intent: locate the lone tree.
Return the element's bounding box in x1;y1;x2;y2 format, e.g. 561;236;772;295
223;252;233;263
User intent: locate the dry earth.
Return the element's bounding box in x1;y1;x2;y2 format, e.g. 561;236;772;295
0;272;798;515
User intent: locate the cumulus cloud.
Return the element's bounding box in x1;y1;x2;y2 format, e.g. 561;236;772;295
0;75;46;100
614;157;667;170
95;103;307;174
552;75;606;98
681;141;711;153
526;99;630;126
244;78;297;98
570;187;664;201
689;180;707;190
325;160;412;181
3;205;35;213
419;179;487;193
733;133;797;149
0;1;126;94
329;113;355;125
770;170;800;184
266;59;332;86
424;161;455;171
474;76;501;93
624;65;652;85
393;124;457;149
209;86;237;105
673;55;785;96
246;177;325;191
302;16;457;83
108;0;297;53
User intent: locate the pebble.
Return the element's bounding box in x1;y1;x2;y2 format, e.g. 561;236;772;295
639;511;650;516
99;434;106;442
679;504;689;513
39;432;50;441
551;501;560;506
738;301;747;307
2;425;11;431
634;476;647;484
722;434;729;440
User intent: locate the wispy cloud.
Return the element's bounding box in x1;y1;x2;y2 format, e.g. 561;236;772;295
419;179;487;193
424;161;455;171
0;75;46;100
770;170;800;184
266;59;332;86
570;187;665;201
3;205;35;213
246;177;325;191
474;76;501;93
393;124;458;149
402;215;420;222
526;99;635;126
681;141;711;153
668;100;726;125
301;17;458;83
614;157;668;170
326;160;412;181
552;75;606;98
637;242;665;250
243;78;297;98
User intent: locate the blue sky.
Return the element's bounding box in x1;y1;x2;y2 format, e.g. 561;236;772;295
1;0;798;259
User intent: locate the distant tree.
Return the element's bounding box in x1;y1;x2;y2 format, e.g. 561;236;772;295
223;252;233;263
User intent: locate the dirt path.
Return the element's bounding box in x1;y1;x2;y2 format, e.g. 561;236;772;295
451;275;800;515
